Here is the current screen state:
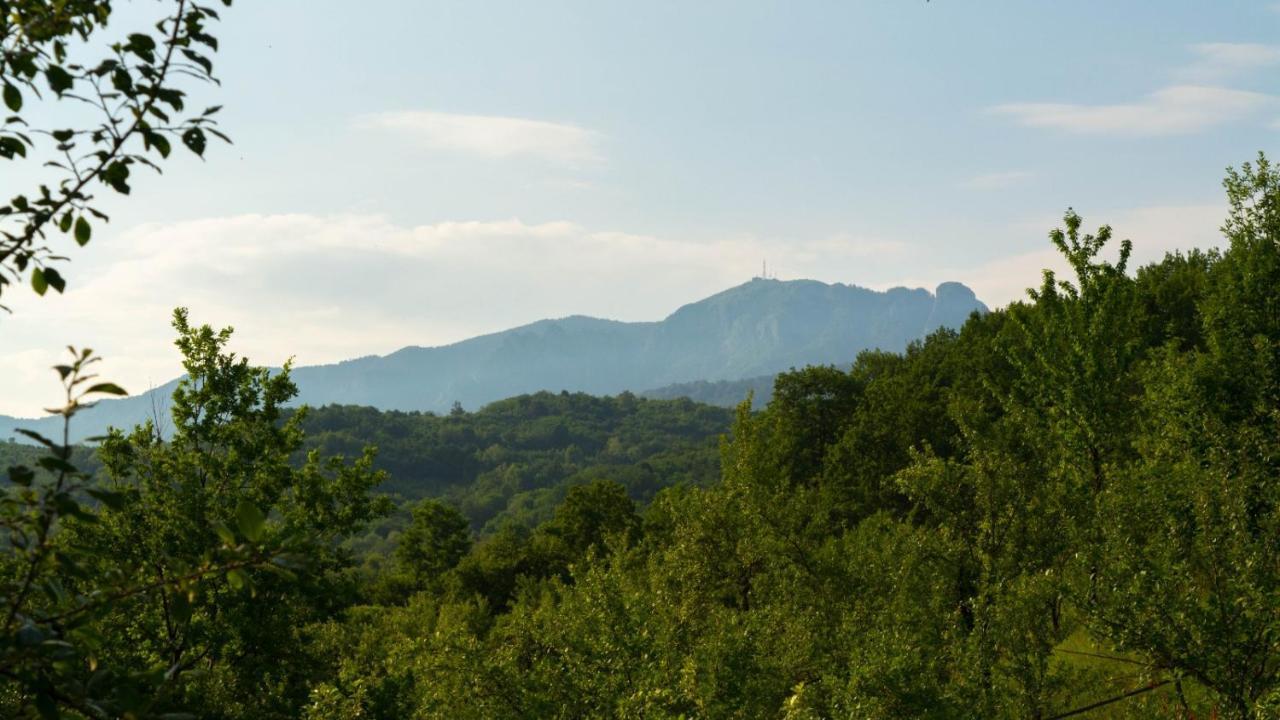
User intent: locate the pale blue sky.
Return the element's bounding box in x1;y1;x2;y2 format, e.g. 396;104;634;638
2;1;1278;415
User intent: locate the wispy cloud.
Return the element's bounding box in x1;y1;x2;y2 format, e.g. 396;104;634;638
357;111;603;166
992;41;1280;137
959;171;1033;190
1181;43;1280;82
991;85;1272;136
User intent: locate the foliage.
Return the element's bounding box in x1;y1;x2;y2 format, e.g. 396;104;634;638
299;391;729;534
0;312;387;718
9;151;1280;718
391;499;471;594
1;0;231;303
301;155;1280;719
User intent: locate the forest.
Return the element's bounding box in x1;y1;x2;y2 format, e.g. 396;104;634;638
4;1;1280;718
0;159;1277;718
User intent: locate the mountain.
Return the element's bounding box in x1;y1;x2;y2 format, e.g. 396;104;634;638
0;278;986;443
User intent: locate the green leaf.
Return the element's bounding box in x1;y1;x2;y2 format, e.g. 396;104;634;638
182;128;207;157
45;65;74;94
181;48;213;75
226;568;248;590
41;268;65;293
111;68;133;93
74;216;91;246
213;523;236;547
125;34;157;64
37;456;77;474
127;33;157;55
0;136;26;159
156;88;185;112
84;382;126;396
149;132;171;158
14;428;55;448
2;83;21;112
236;500;266;542
8;465;35;486
31;267;48;295
102;160;131;194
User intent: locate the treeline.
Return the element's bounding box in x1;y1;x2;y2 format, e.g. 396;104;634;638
296;394;729;585
2;157;1279;718
295;391;730;532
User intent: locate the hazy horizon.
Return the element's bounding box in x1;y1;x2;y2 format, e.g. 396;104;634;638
0;275;985;422
1;0;1275;415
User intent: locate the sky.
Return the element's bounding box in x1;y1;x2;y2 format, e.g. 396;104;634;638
1;0;1278;416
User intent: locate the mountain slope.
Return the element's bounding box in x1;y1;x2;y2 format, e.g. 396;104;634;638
0;278;986;442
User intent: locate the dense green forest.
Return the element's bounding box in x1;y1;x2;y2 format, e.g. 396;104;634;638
296;393;729;527
4;157;1280;718
295;395;729;582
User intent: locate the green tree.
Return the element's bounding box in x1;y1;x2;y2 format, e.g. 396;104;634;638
0;351;299;718
62;310;389;719
395;499;472;591
537;479;640;561
1090;155;1280;719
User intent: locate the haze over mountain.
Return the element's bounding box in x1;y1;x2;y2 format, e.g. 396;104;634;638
1;278;986;443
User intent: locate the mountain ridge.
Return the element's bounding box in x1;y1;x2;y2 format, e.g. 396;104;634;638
0;277;986;442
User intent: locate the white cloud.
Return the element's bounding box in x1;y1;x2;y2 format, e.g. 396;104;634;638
992;43;1280;137
356;111;602;166
991;85;1272;136
959;171;1033;190
0;215;914;416
1181;43;1280;82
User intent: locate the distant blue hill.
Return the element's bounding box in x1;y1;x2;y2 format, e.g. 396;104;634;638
0;278;986;443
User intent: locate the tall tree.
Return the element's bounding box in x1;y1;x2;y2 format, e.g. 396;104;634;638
1091;155;1280;719
77;309;389;719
